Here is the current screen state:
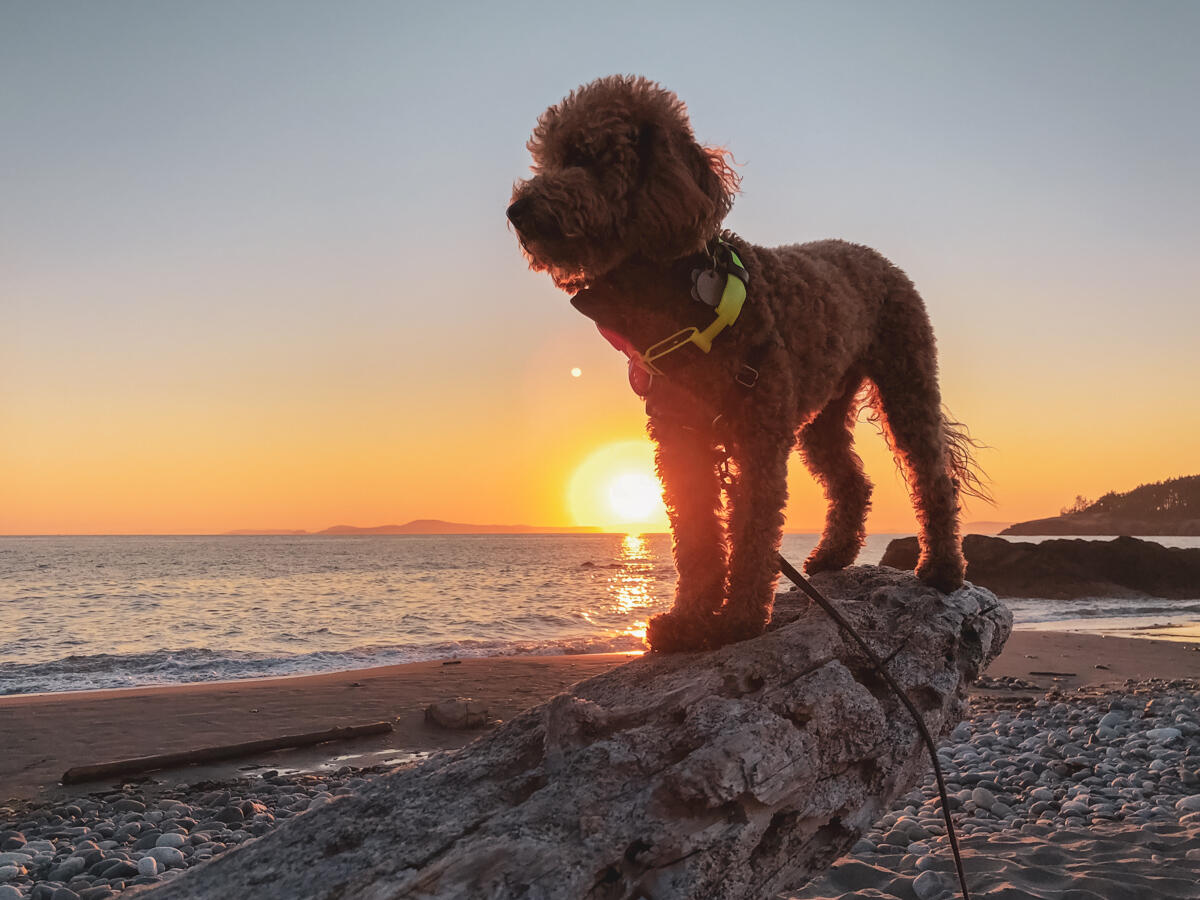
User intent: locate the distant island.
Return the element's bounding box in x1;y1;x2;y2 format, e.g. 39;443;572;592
1002;474;1200;536
225;529;309;535
224;519;602;535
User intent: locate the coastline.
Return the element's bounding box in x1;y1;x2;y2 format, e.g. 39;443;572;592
3;632;1197;803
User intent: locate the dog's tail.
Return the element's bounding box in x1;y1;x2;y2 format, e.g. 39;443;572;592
857;384;993;508
941;409;993;506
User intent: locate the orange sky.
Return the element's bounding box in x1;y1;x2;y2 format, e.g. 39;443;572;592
3;3;1198;535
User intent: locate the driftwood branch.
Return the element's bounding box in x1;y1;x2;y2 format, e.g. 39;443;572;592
138;567;1011;900
62;721;395;785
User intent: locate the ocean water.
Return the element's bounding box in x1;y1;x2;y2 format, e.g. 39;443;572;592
2;533;1198;695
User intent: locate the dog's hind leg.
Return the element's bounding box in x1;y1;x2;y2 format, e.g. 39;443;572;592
716;427;793;644
799;375;873;574
644;417;728;653
865;288;966;592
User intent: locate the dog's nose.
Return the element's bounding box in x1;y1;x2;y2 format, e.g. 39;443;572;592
506;197;534;231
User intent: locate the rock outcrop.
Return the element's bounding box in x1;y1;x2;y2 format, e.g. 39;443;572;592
1001;512;1200;536
138;567;1010;900
883;533;1200;599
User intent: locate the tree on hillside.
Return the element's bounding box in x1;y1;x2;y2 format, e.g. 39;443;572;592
1087;475;1199;519
1060;495;1092;516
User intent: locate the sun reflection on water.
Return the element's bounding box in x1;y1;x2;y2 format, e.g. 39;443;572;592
609;533;654;641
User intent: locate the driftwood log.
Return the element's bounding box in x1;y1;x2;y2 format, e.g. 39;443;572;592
139;566;1011;900
61;722;395;785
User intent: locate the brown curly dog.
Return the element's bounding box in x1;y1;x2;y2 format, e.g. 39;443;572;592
508;75;986;653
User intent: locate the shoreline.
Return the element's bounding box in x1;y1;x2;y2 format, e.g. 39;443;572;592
0;650;646;704
6;612;1200;703
3;632;1199;804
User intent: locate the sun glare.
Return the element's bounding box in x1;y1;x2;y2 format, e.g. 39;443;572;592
608;472;661;522
567;440;669;531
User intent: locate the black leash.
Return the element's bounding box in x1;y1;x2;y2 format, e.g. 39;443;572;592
775;553;972;900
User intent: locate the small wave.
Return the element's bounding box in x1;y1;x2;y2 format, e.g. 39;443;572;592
0;635;648;696
1006;598;1200;624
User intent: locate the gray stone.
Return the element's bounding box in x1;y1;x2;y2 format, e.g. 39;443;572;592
1146;727;1182;743
154;834;185;849
0;866;20;883
0;885;22;900
970;786;995;810
50;855;87;880
424;698;492;729
103;860;139;878
145;846;185;869
138;857;159;876
130;567;1010;900
913;869;946;900
132;832;163;850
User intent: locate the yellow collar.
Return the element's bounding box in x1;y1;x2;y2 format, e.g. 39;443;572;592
637;242;748;375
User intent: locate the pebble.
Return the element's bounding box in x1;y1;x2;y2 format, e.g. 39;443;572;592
1145;727;1182;743
137;856;158;876
146;846;186;869
912;869;945;899
49;856;87;881
970;787;995;810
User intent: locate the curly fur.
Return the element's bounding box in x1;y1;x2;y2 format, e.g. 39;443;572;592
508;75;985;652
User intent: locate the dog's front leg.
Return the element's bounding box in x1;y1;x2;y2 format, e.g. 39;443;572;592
718;429;793;645
644;416;728;653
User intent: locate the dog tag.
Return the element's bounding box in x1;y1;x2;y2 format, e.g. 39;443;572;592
690;268;723;307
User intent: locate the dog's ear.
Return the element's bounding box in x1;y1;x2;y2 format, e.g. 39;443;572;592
633;129;740;263
686;142;739;227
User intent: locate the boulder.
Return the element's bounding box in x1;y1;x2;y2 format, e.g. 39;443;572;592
882;533;1200;599
136;567;1010;900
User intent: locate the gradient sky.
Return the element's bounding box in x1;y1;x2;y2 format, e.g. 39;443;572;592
2;1;1198;534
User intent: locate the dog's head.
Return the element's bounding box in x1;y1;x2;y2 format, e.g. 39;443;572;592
508;75;740;292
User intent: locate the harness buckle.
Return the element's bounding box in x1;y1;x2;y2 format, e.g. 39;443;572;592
735;364;759;388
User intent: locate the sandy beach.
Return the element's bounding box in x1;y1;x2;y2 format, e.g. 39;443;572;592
1;632;1197;804
0;632;1193;803
1;631;1199;898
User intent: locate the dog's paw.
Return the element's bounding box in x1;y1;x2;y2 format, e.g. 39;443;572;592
645;611;716;653
803;543;857;575
916;554;966;593
711;608;768;647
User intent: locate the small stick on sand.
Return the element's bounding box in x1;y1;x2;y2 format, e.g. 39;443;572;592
61;721;395;785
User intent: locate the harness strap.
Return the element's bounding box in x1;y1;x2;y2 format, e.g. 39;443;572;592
637;240;749;375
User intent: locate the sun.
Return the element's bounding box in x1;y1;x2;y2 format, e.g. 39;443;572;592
567;440;669;531
608;472;662;522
